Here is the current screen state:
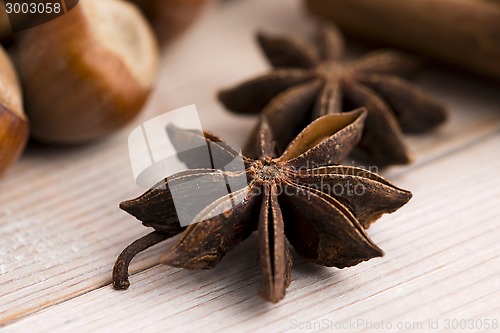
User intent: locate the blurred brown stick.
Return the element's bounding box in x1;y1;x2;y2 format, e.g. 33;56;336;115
306;0;500;79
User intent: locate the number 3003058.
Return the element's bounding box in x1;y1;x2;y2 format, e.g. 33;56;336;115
5;2;62;14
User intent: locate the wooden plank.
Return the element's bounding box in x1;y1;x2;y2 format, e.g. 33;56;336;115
0;0;312;325
4;131;499;333
1;0;500;328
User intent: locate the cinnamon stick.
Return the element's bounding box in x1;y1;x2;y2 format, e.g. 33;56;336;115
306;0;500;79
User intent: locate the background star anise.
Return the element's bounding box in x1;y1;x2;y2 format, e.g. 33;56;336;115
113;109;412;303
218;23;448;166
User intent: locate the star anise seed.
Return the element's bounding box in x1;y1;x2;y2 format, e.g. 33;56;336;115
218;23;448;166
112;109;412;303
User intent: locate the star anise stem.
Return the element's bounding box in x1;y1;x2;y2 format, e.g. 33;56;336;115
112;231;170;290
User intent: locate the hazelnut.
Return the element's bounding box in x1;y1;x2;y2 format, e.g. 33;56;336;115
130;0;211;45
0;46;28;175
15;0;159;144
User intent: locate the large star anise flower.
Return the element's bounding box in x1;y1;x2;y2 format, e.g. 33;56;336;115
113;110;412;302
218;23;448;166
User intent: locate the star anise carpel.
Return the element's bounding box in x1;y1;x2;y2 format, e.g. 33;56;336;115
112;109;412;303
218;23;448;166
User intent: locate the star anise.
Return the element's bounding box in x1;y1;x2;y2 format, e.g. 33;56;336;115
218;23;448;166
112;109;412;302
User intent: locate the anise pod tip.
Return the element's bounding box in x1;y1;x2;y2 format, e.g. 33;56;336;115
119;198;146;222
119;199;135;213
216;89;229;106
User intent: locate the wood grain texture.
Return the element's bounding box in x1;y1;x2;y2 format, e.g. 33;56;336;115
3;133;500;333
0;0;499;331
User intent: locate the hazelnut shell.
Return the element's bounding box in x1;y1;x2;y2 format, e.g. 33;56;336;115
15;0;159;144
0;46;28;175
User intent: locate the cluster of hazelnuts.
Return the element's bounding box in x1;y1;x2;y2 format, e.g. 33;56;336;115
0;0;208;175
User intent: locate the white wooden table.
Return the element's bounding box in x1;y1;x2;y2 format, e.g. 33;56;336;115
1;0;499;332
